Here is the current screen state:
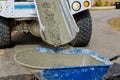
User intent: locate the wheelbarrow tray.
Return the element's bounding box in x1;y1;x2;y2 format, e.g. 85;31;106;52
14;48;112;80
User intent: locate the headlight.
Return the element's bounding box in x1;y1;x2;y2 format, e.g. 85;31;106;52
72;1;81;11
84;1;89;7
0;4;2;12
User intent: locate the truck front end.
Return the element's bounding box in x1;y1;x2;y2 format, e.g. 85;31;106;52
0;0;93;48
0;0;92;18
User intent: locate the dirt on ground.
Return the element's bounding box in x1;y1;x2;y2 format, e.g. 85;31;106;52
0;50;5;56
109;17;120;31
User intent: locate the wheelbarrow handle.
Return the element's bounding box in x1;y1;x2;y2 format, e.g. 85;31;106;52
109;54;120;61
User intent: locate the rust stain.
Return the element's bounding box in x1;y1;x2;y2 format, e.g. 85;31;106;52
0;49;5;56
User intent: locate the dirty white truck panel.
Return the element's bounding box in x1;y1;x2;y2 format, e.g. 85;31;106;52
0;0;92;18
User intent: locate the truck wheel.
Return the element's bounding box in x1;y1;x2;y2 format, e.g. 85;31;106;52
0;17;11;48
70;9;92;47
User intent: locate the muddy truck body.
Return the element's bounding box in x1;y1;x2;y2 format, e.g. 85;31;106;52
0;0;93;48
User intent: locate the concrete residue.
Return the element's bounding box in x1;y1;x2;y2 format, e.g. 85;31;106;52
15;49;103;68
35;0;72;46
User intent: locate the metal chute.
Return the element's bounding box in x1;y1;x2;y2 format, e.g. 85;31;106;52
34;0;79;46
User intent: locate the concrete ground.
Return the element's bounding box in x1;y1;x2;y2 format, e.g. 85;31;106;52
87;10;120;62
0;9;120;79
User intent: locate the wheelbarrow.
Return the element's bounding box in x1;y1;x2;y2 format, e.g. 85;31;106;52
14;48;116;80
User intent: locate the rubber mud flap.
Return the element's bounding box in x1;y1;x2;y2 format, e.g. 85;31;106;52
34;0;78;46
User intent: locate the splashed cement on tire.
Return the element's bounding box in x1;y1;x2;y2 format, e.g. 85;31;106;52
15;49;104;68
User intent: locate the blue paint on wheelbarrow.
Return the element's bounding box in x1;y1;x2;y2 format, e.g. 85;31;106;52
35;66;109;80
34;48;112;80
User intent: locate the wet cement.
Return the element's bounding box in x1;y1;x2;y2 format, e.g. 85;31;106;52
35;0;72;46
15;49;104;68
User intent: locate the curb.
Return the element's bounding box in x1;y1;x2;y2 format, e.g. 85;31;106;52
90;6;115;10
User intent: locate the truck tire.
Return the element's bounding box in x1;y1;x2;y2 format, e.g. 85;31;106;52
70;9;92;47
0;17;11;48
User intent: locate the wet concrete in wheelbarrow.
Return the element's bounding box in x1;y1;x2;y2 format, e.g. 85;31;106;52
15;48;103;68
